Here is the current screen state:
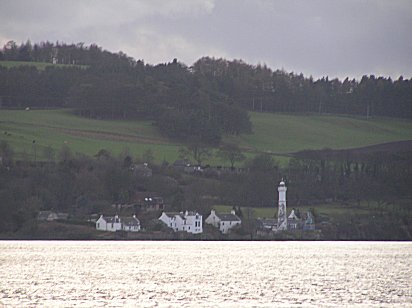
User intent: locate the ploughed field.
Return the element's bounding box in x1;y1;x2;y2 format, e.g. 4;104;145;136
0;109;411;164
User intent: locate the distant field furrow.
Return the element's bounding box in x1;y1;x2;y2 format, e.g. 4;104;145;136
1;120;171;144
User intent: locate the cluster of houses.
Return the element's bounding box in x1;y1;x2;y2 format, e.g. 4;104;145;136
90;181;315;235
129;160;240;178
173;159;245;175
93;209;242;235
95;214;141;232
36;181;315;236
255;209;315;235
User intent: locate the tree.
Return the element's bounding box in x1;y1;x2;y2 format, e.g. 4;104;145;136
141;148;154;163
43;146;55;161
0;140;14;165
58;144;73;162
95;149;112;160
217;143;245;168
178;141;211;166
239;153;280;207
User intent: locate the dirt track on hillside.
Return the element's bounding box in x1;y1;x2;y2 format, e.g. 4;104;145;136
61;128;171;145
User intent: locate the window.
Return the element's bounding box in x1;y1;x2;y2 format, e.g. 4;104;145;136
97;223;100;228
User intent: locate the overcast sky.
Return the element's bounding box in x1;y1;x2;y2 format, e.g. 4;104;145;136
1;0;411;80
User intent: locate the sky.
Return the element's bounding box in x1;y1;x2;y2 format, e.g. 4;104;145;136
0;0;411;80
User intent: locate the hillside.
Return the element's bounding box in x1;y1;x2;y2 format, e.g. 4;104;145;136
1;109;411;163
229;112;412;153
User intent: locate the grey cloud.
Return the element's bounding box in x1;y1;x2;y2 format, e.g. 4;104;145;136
0;0;411;79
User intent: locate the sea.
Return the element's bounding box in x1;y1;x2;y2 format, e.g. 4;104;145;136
0;241;411;307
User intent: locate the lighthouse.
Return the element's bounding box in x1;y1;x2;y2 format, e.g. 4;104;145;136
277;179;287;230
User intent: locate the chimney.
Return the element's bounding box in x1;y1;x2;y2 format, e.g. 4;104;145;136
231;210;236;215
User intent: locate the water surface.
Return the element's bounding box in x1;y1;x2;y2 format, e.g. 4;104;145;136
0;241;411;307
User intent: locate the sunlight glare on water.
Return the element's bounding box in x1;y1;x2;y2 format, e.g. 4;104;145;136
0;241;411;307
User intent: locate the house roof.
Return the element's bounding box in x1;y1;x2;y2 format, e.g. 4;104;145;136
185;211;200;217
133;163;151;170
163;211;201;220
255;218;277;229
122;217;140;227
216;213;241;222
37;211;55;220
288;210;300;220
104;216;121;223
163;212;185;219
56;213;69;220
173;159;191;167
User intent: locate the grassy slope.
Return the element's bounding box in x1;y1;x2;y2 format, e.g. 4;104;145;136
0;60;87;70
0;109;179;162
225;112;412;153
0;109;411;163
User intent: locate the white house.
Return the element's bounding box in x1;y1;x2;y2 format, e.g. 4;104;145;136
158;211;203;234
121;215;141;232
205;209;241;234
37;211;59;221
287;209;301;230
96;214;140;232
37;211;69;222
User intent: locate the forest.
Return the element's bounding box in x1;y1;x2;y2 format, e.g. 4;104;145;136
1;41;412;145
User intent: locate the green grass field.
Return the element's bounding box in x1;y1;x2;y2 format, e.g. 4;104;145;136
0;60;87;70
0;109;411;164
225;112;412;153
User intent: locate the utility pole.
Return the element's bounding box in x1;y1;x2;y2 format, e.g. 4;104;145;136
318;98;322;114
32;140;37;162
366;103;370;120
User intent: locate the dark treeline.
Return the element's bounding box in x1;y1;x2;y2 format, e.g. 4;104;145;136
1;40;412;145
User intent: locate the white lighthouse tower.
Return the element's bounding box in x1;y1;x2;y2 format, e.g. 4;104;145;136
277;179;287;230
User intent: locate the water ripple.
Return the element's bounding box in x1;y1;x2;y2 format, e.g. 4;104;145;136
0;241;411;307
